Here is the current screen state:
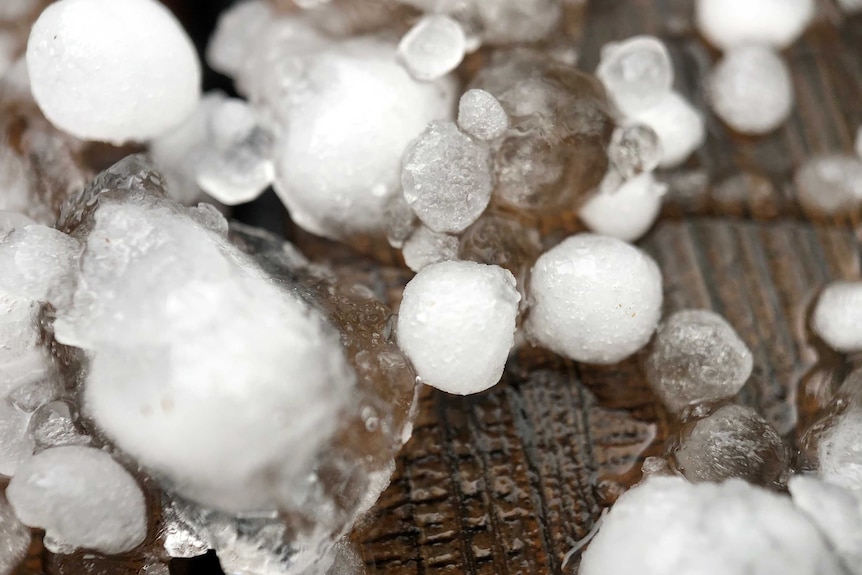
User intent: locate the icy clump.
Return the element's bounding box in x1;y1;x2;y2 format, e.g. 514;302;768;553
645;309;753;413
206;0;274;78
7;446;146;554
629;91;706;168
398;15;466;81
10;375;60;413
397;261;520;395
597;36;674;116
525;234;663;364
457;213;542;279
608;124;662;179
708;45;793;135
817;410;862;491
26;0;201;143
457;89;509;141
795;154;862;215
0;223;80;303
579;171;665;242
29;401;90;450
812;281;862;353
695;0;815;50
402;121;494;234
0;496;29;575
0;399;33;476
402;226;459;272
0;293;49;400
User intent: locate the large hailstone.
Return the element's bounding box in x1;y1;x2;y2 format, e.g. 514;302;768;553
26;0;201;143
397;261;520;395
525;234;663;364
695;0;816;50
812;281;862;353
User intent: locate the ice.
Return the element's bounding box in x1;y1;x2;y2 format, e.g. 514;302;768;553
458;213;542;279
0;223;80;303
159;497;210;559
401;121;494;234
140;562;170;575
401;225;459;272
673;404;788;486
0;294;47;400
457;89;509;141
708;46;793;135
384;193;418;249
795;154;862;215
9;375;60;413
645;309;753;413
207;0;274;78
695;0;815;50
26;0;201;143
0;495;30;575
525;234;663;364
398;15;466;81
6;445;147;554
29;401;90;450
812;281;862;353
608;124;662;179
817;410;862;491
580;476;847;575
579;171;666;242
628;91;705;169
597;36;674;116
0;212;36;236
397;261;520;395
0;399;33;476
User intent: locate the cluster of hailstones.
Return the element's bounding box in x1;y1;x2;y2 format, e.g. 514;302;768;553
0;0;857;574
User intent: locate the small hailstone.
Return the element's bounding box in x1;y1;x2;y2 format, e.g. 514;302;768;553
7;446;147;554
9;376;60;413
0;496;30;575
708;46;794;135
26;0;201;143
384;193;418;249
695;0;816;50
396;261;520;395
579;172;665;242
206;0;274;79
398;15;466;81
0;223;80;303
812;282;862;353
817;410;862;491
629;91;705;169
596;36;674;116
401;226;459;272
795;154;862;214
0;399;33;476
29;401;90;450
457;89;509;141
608;124;662;179
402;121;494;234
525;234;663;365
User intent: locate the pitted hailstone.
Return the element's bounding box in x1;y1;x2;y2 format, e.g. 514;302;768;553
579;172;665;242
525;234;663;364
26;0;201;143
596;36;674;116
628;91;705;169
812;281;862;353
695;0;815;50
397;261;520;395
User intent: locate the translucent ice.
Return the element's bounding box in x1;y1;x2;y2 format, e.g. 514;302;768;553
458;213;542;279
708;45;793;135
7;445;146;554
401;225;459;272
0;399;33;476
457;89;509;141
397;261;520;395
597;36;674;116
26;0;201;143
817;410;862;491
28;401;90;450
402;121;494;234
384;192;417;249
629;91;705;169
0;496;30;575
0;223;80;303
397;15;466;81
525;234;663;364
206;0;274;78
579;171;665;242
608;124;662;180
645;309;753;413
812;281;862;353
0;294;49;400
795;154;862;215
696;0;815;50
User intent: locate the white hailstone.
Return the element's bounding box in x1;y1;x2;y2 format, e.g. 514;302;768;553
525;234;663;364
578;172;666;242
817;410;862;491
708;45;794;135
396;261;520;395
695;0;815;50
207;0;274;79
7;446;146;554
0;211;35;237
629;91;706;169
26;0;201;143
596;36;674;116
401;226;459;272
273;37;457;239
402;121;494;234
580;477;847;575
0;399;34;476
0;496;30;575
398;15;466;81
795;154;862;214
0;224;80;303
457;89;509;141
812;282;862;353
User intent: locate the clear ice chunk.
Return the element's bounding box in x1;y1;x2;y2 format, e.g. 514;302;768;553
0;399;33;476
608;123;662;179
401;225;459;272
28;401;90;450
795;154;862;215
397;15;466;81
812;281;862;353
597;36;674;116
0;495;30;575
0;223;80;303
457;89;509;141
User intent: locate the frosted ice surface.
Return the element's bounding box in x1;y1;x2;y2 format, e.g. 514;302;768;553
629;91;705;168
708;46;793;135
29;401;90;450
525;234;663;364
457;89;508;141
608;124;662;179
397;261;520;395
0;223;80;303
818;410;862;491
26;0;201;143
0;294;43;393
812;281;862;353
9;375;59;413
795;155;862;215
0;496;29;575
597;36;674;116
580;476;847;575
696;0;815;50
207;0;274;77
384;193;417;249
401;226;459;272
402;121;494;234
398;15;466;81
0;399;33;476
160;498;210;559
7;446;146;554
645;309;752;413
579;171;665;242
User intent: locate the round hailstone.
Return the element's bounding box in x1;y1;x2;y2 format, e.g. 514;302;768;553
396;261;520;395
7;446;147;555
695;0;815;50
525;234;663;364
578;172;666;242
457;89;509;141
708;46;793;135
812;281;862;353
26;0;201;143
596;36;674;116
629;91;705;169
579;476;847;575
398;14;466;81
795;154;862;215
